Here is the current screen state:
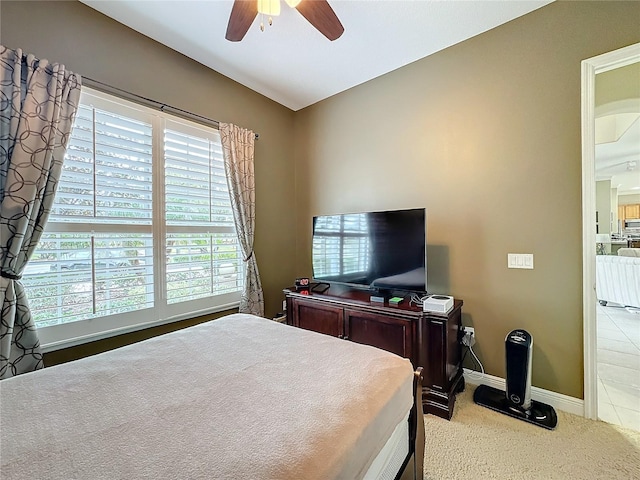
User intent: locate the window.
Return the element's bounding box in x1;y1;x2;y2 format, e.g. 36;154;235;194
22;88;243;348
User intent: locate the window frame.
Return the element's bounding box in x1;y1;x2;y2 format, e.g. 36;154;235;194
29;87;241;352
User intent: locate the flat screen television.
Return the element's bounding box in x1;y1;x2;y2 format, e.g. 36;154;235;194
312;208;426;294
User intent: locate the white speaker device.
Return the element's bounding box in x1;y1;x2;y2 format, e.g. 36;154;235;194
423;295;454;313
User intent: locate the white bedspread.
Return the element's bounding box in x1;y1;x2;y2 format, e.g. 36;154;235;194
1;313;413;480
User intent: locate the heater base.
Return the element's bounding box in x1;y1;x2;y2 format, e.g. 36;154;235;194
473;384;558;430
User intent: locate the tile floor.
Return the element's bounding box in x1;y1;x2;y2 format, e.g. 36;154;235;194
597;303;640;431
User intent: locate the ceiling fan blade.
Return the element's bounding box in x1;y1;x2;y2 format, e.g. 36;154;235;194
296;0;344;41
226;0;258;42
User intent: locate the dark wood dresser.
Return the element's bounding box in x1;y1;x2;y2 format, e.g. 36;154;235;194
283;285;464;420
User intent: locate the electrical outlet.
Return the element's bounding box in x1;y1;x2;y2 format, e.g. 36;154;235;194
461;326;476;347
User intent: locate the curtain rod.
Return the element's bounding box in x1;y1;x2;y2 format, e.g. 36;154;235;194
82;76;259;140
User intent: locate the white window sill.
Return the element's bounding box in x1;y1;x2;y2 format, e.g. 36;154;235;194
39;301;240;353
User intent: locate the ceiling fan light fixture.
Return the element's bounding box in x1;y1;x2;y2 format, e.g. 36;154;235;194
258;0;280;16
225;0;344;42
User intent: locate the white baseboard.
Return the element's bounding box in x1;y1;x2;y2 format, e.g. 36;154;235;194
463;368;584;417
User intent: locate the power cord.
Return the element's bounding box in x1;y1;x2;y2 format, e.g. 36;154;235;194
409;293;429;308
461;330;484;381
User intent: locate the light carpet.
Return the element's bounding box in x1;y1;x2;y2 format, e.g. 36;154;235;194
423;386;640;480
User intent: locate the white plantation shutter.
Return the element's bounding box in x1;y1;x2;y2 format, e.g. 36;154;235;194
165;125;233;226
26;233;154;327
164;120;242;307
22;88;242;348
53;103;154;223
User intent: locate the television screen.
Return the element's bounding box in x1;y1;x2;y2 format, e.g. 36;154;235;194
312;208;426;293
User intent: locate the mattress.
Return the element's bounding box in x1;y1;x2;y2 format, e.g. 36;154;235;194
0;313;414;480
363;411;410;480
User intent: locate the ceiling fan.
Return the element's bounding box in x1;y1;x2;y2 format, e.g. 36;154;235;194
225;0;344;42
597;160;638;171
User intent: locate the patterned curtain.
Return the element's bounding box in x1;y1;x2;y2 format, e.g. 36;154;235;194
0;46;81;378
220;123;264;317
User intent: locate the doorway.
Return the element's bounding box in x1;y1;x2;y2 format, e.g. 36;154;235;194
582;43;640;426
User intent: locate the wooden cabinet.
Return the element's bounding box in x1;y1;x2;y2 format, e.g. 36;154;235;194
284;286;464;420
624;204;640;220
345;308;413;359
290;297;343;337
617;204;640;225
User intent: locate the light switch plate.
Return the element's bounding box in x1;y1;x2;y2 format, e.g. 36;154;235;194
508;253;534;269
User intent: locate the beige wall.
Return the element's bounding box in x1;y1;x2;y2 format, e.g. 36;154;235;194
596;62;640;108
294;1;640;398
0;0;297;360
620;194;640;205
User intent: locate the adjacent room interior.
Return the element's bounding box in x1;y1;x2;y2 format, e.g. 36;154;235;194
592;59;640;431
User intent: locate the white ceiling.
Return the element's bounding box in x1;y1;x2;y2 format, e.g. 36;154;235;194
80;0;553;111
596;114;640;195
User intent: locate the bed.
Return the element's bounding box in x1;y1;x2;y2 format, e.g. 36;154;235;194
0;313;424;480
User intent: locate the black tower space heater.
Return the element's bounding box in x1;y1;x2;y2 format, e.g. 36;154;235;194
473;329;558;430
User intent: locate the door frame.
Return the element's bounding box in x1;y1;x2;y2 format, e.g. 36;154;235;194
581;42;640;420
